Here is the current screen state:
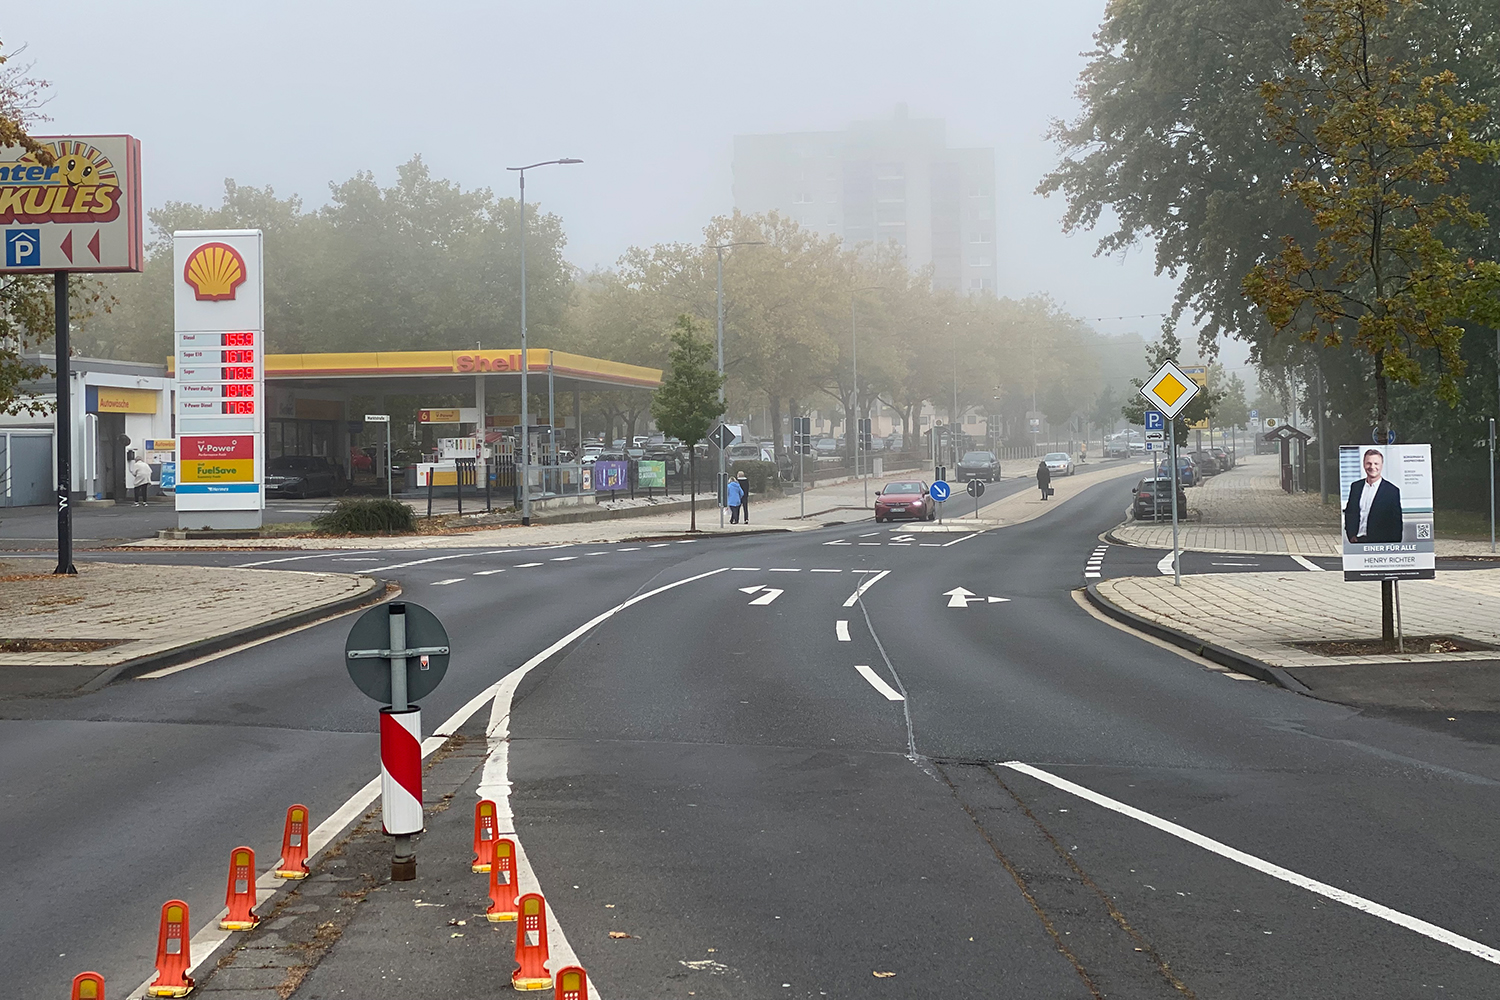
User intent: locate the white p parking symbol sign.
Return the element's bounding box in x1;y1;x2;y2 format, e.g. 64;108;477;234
5;229;41;268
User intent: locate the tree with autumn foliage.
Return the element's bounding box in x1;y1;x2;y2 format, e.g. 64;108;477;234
0;41;55;414
1241;0;1500;434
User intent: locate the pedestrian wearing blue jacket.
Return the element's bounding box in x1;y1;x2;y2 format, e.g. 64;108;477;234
726;477;745;523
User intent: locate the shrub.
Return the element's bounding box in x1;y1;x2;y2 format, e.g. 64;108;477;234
313;497;416;534
731;460;781;495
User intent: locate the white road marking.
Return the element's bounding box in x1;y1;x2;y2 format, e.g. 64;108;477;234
890;543;911;547
1156;551;1176;575
618;547;640;551
941;532;980;547
768;567;801;572
551;556;578;562
648;543;671;548
842;569;891;608
823;539;852;546
730;567;761;571
236;550;379;568
431;578;465;586
748;588;784;606
1211;562;1258;567
855;664;905;701
859;532;880;537
858;542;881;546
1291;555;1325;571
836;620;851;641
365;552;486;573
586;551;608;556
1002;761;1500;968
331;557;382;562
738;585;764;594
810;568;843;573
1085;572;1102;579
677;539;696;544
919;543;942;547
473;569;506;576
515;562;543;568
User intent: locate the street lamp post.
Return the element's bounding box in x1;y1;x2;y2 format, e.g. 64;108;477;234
851;286;880;509
712;241;764;528
507;158;582;526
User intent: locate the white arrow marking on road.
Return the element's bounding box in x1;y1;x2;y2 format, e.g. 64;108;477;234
1156;552;1176;576
823;539;853;546
891;534;916;542
836;620;851;641
738;585;764;594
987;596;1011;603
945;587;979;607
748;588;784;606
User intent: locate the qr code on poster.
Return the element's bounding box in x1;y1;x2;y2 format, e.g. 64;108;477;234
1416;522;1432;539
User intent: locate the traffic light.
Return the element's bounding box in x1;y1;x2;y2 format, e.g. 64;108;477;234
794;416;812;454
857;418;872;451
987;413;1001;446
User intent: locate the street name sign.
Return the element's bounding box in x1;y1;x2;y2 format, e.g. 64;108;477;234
1139;361;1201;419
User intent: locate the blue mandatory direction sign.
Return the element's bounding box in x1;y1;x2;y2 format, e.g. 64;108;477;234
929;480;951;502
1144;410;1165;431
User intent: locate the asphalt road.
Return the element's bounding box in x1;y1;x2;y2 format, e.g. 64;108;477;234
4;470;1499;997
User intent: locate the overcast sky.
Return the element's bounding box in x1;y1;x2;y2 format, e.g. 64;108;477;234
6;0;1249;371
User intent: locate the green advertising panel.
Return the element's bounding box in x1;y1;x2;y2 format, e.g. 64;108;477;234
638;460;667;487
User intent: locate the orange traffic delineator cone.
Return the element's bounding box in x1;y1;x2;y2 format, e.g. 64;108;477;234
147;900;195;997
486;837;518;922
556;965;588;1000
472;799;499;872
71;972;105;1000
220;846;261;930
275;804;310;879
512;892;552;991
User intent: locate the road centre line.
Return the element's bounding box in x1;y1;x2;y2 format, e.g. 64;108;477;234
855;664;905;701
236;550;380;568
836;620;851;641
648;543;671;547
859;542;881;546
1291;555;1325;571
731;567;760;571
842;569;891;608
473;569;505;576
431;578;465;586
618;547;640;551
552;556;578;561
811;568;843;572
587;551;608;556
515;562;543;568
769;567;801;572
1001;761;1500;968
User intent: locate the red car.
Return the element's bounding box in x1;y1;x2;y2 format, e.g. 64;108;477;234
874;480;936;522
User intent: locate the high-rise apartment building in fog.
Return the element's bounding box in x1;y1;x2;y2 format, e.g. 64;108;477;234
732;107;997;294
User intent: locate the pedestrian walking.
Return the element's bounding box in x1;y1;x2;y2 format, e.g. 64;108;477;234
126;450;153;506
735;470;750;523
726;475;745;524
1036;459;1052;501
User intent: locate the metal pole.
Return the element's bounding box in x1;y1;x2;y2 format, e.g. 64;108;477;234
852;297;862;508
387;603;413;874
1316;365;1330;504
1489;417;1495;554
717;247;725;529
53;272;75;575
1169;418;1181;586
798;421;805;520
518;170;531;526
548;349;555;472
386;423;392;500
1393;580;1404;654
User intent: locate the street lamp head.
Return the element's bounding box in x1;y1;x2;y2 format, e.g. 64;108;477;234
557;158;584;165
508;158;584;172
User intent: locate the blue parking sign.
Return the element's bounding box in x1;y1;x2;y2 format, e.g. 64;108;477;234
1250;409;1259;421
1144;410;1164;431
6;229;41;267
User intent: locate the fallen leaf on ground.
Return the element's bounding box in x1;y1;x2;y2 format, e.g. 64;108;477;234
873;971;896;978
609;931;633;939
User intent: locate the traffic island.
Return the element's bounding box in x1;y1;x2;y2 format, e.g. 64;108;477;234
0;561;384;697
1088;570;1500;717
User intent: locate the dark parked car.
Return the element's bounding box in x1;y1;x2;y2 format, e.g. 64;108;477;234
1189;450;1221;477
874;480;936;522
1132;476;1189;521
956;450;1000;482
1209;446;1234;470
266;455;341;498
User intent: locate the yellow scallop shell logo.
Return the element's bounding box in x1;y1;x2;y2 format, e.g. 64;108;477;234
183;242;248;302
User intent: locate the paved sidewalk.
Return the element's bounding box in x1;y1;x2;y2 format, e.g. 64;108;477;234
0;562;380;696
1113;453;1499;557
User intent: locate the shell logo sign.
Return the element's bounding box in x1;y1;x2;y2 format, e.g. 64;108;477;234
183;242;248;301
0;139;123;224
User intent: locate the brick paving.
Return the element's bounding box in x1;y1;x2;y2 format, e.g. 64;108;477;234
0;562;375;669
1098;569;1500;668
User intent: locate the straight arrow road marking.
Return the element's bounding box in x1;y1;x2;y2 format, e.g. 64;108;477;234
748;588;784;606
987;596;1010;603
855;664;905;701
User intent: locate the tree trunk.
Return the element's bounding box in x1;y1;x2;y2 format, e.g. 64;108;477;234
769;394;783;463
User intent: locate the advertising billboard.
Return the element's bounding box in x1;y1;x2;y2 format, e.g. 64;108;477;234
594;460;629;492
1339;444;1435;581
174;230;265;527
0;135;144;273
638;460;666;488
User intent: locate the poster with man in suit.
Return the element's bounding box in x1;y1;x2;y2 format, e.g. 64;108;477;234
1339;444;1435;581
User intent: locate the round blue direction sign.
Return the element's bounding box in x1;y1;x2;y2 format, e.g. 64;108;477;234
929;480;951;502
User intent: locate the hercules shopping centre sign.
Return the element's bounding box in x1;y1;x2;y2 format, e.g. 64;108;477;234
0;135;143;272
174;231;266;529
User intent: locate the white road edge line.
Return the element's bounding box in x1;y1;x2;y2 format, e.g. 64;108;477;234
855;664;905;701
836;620;851;642
842;569;891;608
1290;555;1325;571
941;532;981;547
128;568;727;1000
1000;761;1500;968
236;550;380;568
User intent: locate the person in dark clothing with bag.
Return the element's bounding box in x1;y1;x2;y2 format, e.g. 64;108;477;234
1036;459;1052;500
735;470;750;523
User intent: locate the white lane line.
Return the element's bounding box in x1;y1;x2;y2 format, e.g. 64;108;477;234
1156;551;1176;575
811;568;843;573
586;551;608;556
332;557;382;562
551;556;578;562
236;550;379;568
842;569;891;608
431;578;465;586
1211;562;1259;567
855;664;905;701
514;562;543;568
823;539;852;546
941;532;980;547
859;532;880;537
677;539;696;544
730;566;761;571
618;547;641;552
1001;761;1500;968
768;567;801;572
919;543;942;547
890;543;912;547
648;543;671;548
836;620;851;642
473;569;506;576
1291;555;1325;571
858;542;882;546
366;552;485;573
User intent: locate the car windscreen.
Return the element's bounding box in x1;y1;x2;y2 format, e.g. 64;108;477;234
1044;453;1069;461
961;452;994;463
884;482;924;494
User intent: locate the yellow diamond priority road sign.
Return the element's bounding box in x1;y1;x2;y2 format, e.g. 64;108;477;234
1140;360;1201;419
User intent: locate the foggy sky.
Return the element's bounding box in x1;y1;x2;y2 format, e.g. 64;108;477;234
5;1;1251;373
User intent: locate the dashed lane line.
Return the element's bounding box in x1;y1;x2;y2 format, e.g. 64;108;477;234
836;620;851;641
431;578;465;586
473;569;506;576
515;562;543;568
552;556;578;562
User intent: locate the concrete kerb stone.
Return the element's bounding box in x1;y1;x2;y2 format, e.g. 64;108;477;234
1083;582;1311;695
